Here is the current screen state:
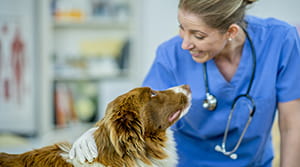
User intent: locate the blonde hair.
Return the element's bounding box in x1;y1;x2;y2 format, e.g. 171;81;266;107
178;0;257;32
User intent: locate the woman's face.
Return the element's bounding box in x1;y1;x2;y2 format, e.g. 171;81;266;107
178;9;229;63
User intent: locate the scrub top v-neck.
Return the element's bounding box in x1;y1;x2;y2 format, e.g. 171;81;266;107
207;36;252;88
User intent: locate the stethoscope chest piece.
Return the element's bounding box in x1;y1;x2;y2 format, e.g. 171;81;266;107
203;92;217;111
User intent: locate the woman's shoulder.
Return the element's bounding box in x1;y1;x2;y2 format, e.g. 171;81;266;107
157;35;191;60
158;35;183;50
245;15;299;46
155;35;193;66
246;15;294;32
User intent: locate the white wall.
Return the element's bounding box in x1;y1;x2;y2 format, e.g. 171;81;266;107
131;0;300;85
248;0;300;24
130;0;179;84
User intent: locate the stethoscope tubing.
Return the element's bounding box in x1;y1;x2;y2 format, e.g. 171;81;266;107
204;24;257;159
243;26;256;95
220;94;256;157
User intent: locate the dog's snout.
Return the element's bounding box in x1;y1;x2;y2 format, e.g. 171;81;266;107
181;85;190;92
169;85;191;97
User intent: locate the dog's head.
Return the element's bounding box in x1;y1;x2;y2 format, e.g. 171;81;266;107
95;85;191;166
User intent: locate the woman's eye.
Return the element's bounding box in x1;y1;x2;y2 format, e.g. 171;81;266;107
195;35;205;40
151;91;157;97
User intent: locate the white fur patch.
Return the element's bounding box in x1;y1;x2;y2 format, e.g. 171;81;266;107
135;129;178;167
169;85;192;119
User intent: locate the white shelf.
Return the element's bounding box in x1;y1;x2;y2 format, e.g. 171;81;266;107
43;0;133;133
53;72;126;82
53;20;129;30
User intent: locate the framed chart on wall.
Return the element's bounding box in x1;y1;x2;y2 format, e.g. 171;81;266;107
0;0;37;135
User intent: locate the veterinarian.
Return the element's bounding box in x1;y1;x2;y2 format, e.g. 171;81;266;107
69;0;300;166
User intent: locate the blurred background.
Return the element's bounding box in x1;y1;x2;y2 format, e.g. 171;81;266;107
0;0;299;166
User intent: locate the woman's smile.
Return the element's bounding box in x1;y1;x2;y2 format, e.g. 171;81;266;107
190;50;206;57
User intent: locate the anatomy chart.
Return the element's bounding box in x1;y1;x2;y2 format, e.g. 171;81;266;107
0;21;26;103
0;8;35;134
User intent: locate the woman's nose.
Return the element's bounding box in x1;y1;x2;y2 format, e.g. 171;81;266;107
181;34;194;50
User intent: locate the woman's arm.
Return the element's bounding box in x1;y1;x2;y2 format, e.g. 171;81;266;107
278;98;300;167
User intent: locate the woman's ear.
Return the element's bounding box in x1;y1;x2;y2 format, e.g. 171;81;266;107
226;24;239;40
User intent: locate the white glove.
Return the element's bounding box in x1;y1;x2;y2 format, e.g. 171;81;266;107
69;127;99;163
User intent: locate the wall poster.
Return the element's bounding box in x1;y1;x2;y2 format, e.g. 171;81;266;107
0;0;36;135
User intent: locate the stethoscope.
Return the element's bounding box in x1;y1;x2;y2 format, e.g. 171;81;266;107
202;26;256;159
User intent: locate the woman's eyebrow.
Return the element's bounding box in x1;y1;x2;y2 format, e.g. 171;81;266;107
189;29;208;36
178;22;208;36
177;16;209;36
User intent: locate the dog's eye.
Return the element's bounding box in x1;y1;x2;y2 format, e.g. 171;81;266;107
151;91;157;97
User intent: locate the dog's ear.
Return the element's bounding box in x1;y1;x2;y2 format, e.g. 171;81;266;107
106;96;151;165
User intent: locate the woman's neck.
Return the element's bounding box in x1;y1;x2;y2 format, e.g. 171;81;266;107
213;26;246;81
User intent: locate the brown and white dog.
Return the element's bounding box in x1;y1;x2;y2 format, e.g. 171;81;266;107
0;85;191;167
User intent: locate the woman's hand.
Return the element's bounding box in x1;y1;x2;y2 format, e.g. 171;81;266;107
69;127;99;163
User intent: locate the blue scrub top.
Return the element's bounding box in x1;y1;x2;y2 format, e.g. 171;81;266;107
142;16;300;167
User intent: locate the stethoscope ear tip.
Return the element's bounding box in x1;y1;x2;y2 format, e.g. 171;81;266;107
230;154;238;160
215;145;222;152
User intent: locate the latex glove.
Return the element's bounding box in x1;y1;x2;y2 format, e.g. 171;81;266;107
69;127;99;163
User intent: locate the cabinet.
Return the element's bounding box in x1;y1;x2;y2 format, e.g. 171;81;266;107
49;0;132;128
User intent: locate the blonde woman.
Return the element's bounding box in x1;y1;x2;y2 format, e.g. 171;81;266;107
70;0;300;166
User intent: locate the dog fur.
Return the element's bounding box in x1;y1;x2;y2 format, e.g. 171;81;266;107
0;85;191;167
